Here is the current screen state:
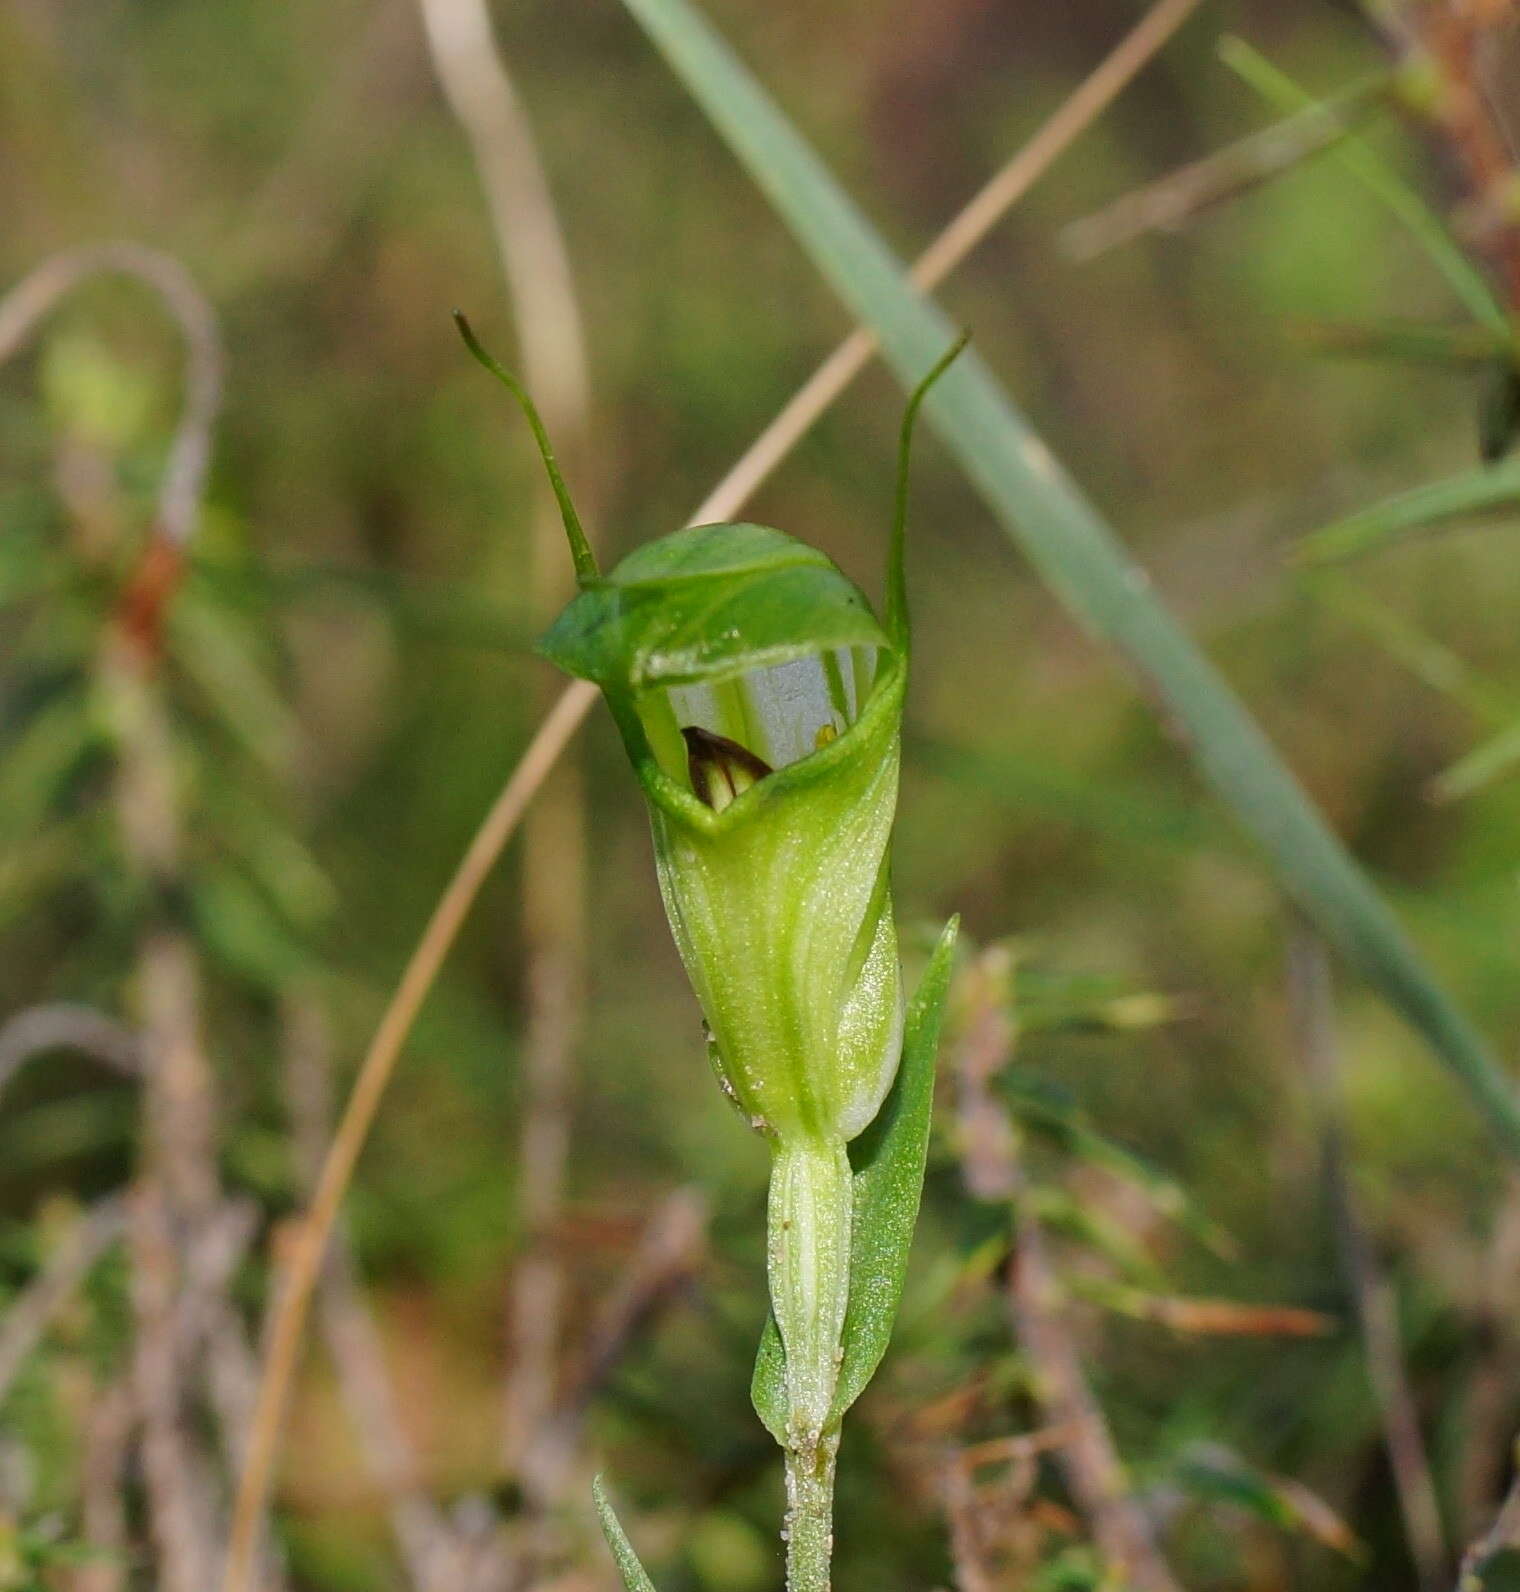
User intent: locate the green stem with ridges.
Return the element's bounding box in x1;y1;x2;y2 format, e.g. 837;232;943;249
783;1427;840;1592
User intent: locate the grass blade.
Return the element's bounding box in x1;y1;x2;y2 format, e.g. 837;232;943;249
1220;38;1512;339
1295;457;1520;566
1431;717;1520;805
613;0;1520;1157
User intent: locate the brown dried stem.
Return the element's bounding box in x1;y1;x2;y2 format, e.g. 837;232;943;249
951;947;1182;1592
280;994;457;1587
416;0;597;1504
693;0;1204;525
1286;922;1449;1590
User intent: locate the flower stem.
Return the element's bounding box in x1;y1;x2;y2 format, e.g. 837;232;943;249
783;1427;840;1592
767;1137;853;1442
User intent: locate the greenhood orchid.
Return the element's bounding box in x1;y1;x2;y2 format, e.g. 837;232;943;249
457;312;961;1592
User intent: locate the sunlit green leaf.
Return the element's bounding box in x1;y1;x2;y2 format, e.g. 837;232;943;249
539;522;888;692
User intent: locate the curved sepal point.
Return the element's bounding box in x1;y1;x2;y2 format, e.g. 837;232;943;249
885;334;970;650
452;310;598;582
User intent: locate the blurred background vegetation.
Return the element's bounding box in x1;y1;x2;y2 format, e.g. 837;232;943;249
3;0;1520;1588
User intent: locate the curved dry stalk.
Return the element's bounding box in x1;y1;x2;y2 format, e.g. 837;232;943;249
691;0;1203;525
224;5;1203;1573
416;0;598;1501
0;1003;141;1104
417;0;590;436
0;242;223;548
280;993;456;1586
222;678;599;1592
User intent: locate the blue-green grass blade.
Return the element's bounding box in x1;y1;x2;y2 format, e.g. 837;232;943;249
612;0;1520;1157
1294;456;1520;566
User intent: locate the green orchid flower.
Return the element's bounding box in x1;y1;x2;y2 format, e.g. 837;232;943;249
457;312;961;1592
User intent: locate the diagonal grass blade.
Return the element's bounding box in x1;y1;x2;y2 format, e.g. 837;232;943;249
612;0;1520;1156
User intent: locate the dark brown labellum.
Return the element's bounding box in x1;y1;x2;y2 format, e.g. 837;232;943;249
682;725;774;811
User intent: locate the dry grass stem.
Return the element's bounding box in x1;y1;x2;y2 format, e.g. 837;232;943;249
416;0;597;1502
692;0;1204;525
281;994;456;1586
222;677;599;1592
1062;90;1372;261
1287;924;1449;1590
0;1004;141;1102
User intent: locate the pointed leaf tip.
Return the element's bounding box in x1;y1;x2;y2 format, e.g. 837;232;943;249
593;1476;660;1592
886;335;970;650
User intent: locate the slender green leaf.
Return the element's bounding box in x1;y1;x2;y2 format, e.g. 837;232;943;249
592;1476;660;1592
1003;1081;1234;1258
613;0;1520;1156
1220;39;1512;338
0;689;97;838
1290;317;1509;368
750;1313;786;1444
833;915;957;1420
1012;963;1182;1036
1431;716;1520;805
1172;1445;1365;1560
751;918;959;1439
1309;572;1517;725
1295;457;1520;566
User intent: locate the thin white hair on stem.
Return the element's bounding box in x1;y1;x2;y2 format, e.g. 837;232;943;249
0;242;223;547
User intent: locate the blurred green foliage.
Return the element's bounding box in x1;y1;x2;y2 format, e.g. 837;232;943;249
3;2;1520;1589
